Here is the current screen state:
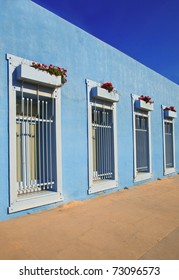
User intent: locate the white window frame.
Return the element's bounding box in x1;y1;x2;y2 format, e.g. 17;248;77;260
7;54;63;213
162;105;176;175
86;79;118;194
132;94;152;182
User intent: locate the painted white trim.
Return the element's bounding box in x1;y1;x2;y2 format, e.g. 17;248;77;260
86;79;118;194
9;192;63;213
134;172;152;182
162;105;176;175
7;54;63;213
88;180;117;194
132;94;152;182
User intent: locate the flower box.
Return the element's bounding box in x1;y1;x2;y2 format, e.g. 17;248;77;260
135;99;154;111
16;64;61;88
164;110;177;119
91;86;119;102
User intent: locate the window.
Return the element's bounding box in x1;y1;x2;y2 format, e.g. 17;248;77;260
86;79;118;194
162;106;176;175
164;122;174;168
132;94;153;182
135;114;149;173
7;54;63;213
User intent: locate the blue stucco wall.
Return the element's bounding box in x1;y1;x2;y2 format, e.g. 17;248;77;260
0;0;179;220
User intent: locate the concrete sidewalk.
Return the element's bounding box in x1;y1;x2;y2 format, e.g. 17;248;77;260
0;175;179;260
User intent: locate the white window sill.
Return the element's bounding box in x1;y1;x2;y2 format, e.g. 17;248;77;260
88;180;118;194
134;172;152;183
164;167;176;175
8;191;63;213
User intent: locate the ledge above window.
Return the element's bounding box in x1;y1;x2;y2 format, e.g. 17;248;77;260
164;109;177;119
135;99;154;111
91;86;119;103
16;64;62;88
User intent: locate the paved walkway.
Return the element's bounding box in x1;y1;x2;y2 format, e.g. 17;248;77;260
0;175;179;260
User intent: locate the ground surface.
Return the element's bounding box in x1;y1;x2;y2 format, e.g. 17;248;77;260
0;175;179;260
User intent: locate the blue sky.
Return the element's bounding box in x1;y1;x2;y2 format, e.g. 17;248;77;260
32;0;179;84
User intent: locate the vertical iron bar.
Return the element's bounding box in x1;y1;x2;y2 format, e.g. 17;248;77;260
26;98;30;190
105;111;107;178
46;101;49;189
96;109;99;180
94;108;97;179
92;108;94;179
105;110;107;179
34;100;38;191
38;99;41;189
103;110;105;179
30;99;33;190
101;110;104;179
98;110;101;179
42;100;45;189
18;82;24;193
109;111;112;178
18;115;21;192
97;109;100;179
92;108;95;179
106;112;109;178
30;99;32;188
18;95;22;193
22;97;26;191
100;110;103;178
103;109;106;179
50;99;53;189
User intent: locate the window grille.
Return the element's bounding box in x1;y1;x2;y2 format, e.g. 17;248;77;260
135;115;149;173
16;90;56;195
164;121;174;168
92;106;114;181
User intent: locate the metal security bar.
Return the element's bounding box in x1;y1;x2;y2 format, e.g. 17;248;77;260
92;106;114;181
16;93;55;195
135;115;149;172
165;121;174;168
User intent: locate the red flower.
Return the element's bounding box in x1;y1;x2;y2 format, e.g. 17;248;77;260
164;106;176;112
31;62;67;85
139;95;153;104
101;82;114;92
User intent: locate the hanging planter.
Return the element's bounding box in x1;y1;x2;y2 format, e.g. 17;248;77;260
164;106;177;119
135;95;154;111
91;82;119;102
16;62;67;88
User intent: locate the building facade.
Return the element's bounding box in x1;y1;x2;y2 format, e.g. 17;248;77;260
0;0;179;220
